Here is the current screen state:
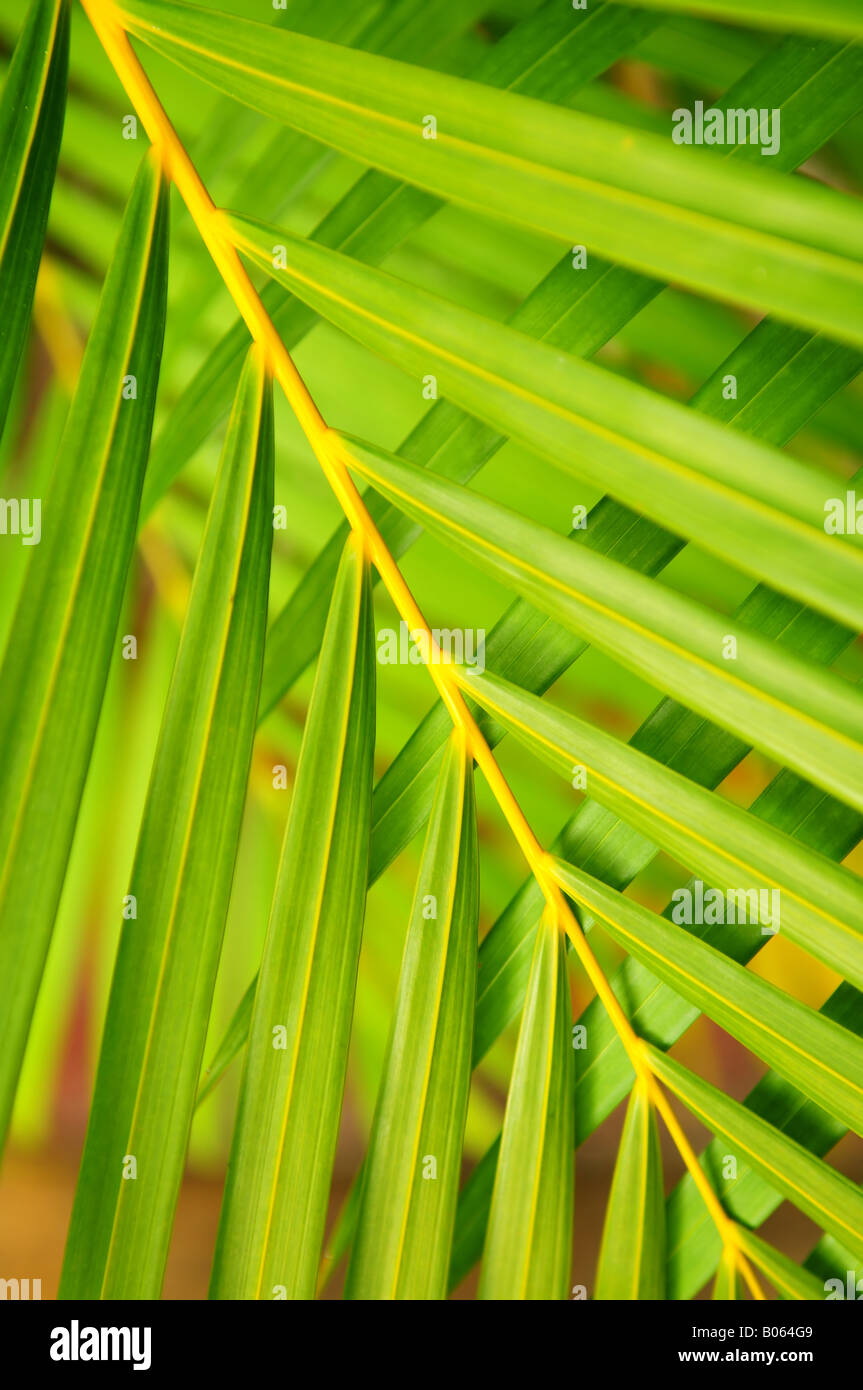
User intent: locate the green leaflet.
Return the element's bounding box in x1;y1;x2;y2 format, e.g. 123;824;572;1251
209;533;375;1300
339;432;863;813
646;1046;863;1260
460;665;863;991
123;0;863;344
0;152;168;1155
594;1080;665;1300
345;732;478;1299
736;1229;826;1301
0;0;68;433
479;915;573;1300
553;857;863;1137
232;215;863;633
604;0;863;41
142;0;654;516
196;974;256;1107
59;346;274;1299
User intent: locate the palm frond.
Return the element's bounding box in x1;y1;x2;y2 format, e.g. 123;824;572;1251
1;0;861;1309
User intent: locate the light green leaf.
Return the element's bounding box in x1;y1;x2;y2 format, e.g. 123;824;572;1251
646;1046;863;1258
594;1079;665;1300
123;0;863;343
59;345;273;1299
0;0;68;432
0;151;168;1154
338;431;863;814
479;914;573;1300
345;731;477;1299
209;532;375;1300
